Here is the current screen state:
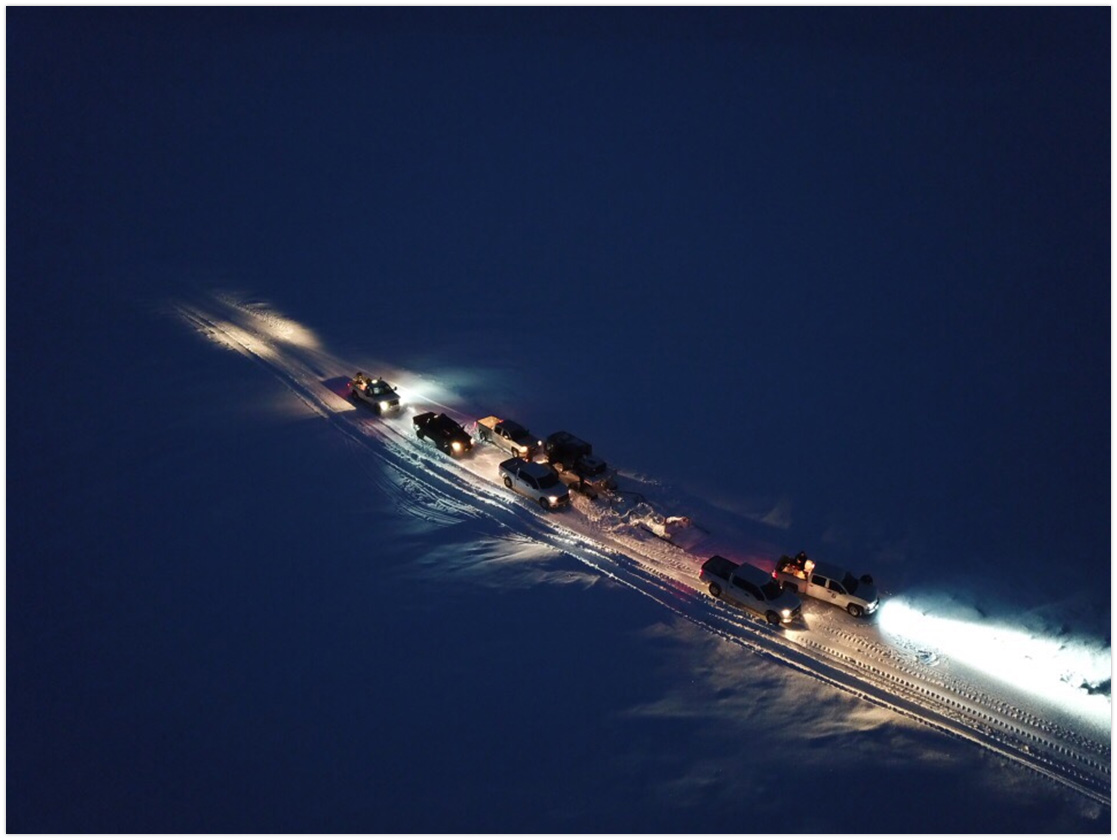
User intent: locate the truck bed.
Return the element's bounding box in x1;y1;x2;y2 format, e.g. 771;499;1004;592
700;554;738;581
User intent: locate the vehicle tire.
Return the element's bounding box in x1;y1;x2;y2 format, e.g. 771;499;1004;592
784;582;798;593
847;604;864;618
503;477;513;489
765;611;781;626
415;428;423;439
708;583;721;598
539;497;549;510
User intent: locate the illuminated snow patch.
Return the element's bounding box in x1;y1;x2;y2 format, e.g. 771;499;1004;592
212;291;322;349
257;314;320;349
879;597;1111;729
195;318;279;359
388;371;469;412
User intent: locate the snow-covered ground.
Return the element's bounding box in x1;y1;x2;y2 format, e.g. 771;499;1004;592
143;289;1107;831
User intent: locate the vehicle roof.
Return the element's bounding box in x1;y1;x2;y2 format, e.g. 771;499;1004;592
547;430;589;448
731;562;774;587
518;460;556;480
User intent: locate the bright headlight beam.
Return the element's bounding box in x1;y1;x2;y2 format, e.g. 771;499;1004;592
878;598;1110;729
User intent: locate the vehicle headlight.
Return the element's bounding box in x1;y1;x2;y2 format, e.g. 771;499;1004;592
379;401;390;410
548;496;559;505
451;441;463;453
781;608;791;619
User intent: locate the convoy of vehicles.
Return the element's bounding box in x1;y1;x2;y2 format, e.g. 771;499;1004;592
543;431;617;499
348;372;401;414
353;372;879;624
498;457;571;510
413;412;473;456
774;552;879;618
476;416;540;460
699;555;803;625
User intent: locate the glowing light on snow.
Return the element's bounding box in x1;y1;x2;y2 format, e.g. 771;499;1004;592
205;320;278;359
252;314;321;349
210;292;322;349
878;598;1111;728
391;375;460;411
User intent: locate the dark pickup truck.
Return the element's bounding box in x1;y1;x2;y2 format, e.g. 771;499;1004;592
414;412;473;457
543;430;617;499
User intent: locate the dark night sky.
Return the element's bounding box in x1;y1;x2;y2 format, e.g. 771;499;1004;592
7;7;1111;831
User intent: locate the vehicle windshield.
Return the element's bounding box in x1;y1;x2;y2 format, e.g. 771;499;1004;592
537;473;560;490
842;572;859;595
503;420;528;438
761;579;783;600
369;382;394;395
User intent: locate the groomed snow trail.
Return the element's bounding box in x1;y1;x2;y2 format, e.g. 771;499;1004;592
173;292;1110;808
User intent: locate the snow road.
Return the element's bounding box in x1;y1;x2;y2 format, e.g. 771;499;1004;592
172;291;1110;808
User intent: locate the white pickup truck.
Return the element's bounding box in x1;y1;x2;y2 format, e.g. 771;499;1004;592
498;457;571;510
475;416;540;460
348;372;401;414
699;555;802;625
774;552;879;618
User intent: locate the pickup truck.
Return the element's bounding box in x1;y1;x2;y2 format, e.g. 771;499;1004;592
774;551;879;618
413;412;473;457
348;372;401;414
476;416;540;460
543;430;617;499
699;555;802;625
498;457;571;510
